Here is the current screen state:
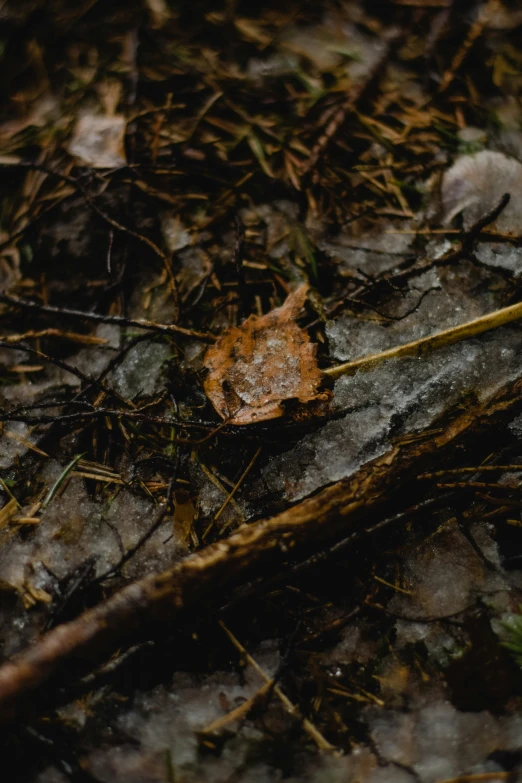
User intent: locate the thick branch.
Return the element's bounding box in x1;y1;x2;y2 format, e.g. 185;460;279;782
0;371;522;722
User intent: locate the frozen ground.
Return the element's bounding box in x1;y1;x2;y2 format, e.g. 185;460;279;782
32;516;522;783
2;2;522;778
261;257;522;501
4;147;522;781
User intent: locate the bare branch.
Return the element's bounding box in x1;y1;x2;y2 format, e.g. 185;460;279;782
0;367;522;722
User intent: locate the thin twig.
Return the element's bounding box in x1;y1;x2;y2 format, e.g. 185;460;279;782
214;447;261;524
0;329;108;346
199;680;274;736
0;407;228;438
419;465;522;479
0;293;214;341
94;452;179;582
461;193;511;253
219;622;336;752
0;339;128;405
348;192;511;300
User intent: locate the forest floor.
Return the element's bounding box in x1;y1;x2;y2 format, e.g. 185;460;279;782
2;1;522;781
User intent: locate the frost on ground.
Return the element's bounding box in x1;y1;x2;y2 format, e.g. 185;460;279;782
5;0;522;779
33;512;522;783
367;701;522;783
261;256;522;501
317;219;416;278
0;461;186;659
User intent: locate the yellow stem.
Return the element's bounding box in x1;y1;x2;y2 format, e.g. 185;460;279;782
324;300;522;381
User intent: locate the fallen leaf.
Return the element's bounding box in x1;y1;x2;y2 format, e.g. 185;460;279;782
203;285;329;425
67;114;127;169
441;150;522;233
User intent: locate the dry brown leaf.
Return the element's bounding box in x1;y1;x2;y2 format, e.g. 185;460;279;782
204;285;329;425
67;114;127;169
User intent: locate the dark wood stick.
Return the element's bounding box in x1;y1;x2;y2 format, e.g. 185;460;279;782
0;368;522;722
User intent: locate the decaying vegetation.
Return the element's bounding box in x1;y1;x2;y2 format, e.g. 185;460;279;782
2;1;522;781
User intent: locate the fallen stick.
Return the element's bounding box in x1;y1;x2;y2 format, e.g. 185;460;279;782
0;293;214;342
0;366;522;723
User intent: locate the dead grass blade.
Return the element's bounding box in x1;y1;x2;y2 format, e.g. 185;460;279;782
325;300;522;380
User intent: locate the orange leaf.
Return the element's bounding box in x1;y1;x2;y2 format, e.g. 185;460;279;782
203;285;330;426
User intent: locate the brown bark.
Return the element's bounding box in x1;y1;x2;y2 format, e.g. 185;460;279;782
0;372;520;722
